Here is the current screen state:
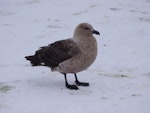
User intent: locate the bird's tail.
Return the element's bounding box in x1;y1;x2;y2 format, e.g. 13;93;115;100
25;55;41;66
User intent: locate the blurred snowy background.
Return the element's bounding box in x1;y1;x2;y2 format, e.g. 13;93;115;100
0;0;150;113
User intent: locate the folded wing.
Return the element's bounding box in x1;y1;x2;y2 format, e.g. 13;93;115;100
25;39;80;69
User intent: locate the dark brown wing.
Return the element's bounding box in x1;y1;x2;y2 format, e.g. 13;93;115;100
35;39;80;68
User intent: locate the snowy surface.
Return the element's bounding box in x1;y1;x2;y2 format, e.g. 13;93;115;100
0;0;150;113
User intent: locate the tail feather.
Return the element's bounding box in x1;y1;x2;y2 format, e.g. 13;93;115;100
25;55;41;66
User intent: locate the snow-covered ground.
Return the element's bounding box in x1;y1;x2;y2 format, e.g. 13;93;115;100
0;0;150;113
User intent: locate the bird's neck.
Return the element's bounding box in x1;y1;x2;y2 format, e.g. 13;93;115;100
73;35;97;51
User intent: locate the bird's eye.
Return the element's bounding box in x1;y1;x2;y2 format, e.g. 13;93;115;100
85;27;89;30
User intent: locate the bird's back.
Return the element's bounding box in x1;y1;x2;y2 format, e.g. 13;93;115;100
25;39;80;69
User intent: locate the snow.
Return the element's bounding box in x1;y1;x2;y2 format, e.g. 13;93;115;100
0;0;150;113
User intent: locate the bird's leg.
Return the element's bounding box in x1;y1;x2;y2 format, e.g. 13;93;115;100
63;74;79;90
74;73;89;86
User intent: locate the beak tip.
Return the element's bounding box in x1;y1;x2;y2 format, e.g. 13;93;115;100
92;30;100;35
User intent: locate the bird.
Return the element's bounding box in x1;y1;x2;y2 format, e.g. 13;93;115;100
25;23;100;90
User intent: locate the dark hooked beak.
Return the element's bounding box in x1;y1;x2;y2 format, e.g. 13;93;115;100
92;30;100;35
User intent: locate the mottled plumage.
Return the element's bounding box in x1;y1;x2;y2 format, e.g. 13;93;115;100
26;39;79;69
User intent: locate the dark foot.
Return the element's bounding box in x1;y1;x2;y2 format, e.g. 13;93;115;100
64;73;79;90
66;83;79;90
75;81;89;86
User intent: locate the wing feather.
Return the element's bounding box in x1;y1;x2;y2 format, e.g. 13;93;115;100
36;39;80;68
